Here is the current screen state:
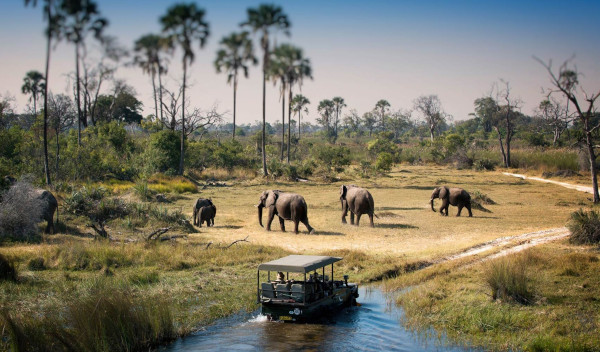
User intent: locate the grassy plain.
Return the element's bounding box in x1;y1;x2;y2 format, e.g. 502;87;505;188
0;164;596;351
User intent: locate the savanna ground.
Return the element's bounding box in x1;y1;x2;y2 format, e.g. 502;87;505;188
1;165;598;351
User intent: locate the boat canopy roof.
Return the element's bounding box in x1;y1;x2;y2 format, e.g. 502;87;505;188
258;255;342;273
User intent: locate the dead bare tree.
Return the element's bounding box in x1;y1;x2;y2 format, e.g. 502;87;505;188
413;94;447;142
536;97;573;146
161;85;223;138
48;93;76;178
493;80;522;168
536;57;600;202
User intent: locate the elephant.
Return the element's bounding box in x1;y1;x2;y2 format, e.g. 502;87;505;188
256;190;314;234
33;189;58;234
340;184;375;227
197;204;216;228
430;186;472;217
192;198;213;226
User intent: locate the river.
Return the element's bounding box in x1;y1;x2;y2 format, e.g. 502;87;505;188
161;286;475;351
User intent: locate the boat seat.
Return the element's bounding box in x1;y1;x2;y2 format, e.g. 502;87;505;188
275;284;290;299
261;282;275;299
291;284;304;302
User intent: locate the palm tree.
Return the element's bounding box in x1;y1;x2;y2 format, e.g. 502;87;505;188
161;3;210;176
317;99;335;140
291;94;309;140
22;71;46;115
270;44;312;162
268;45;290;161
59;0;108;146
242;4;290;176
375;99;390;131
214;31;257;139
24;0;61;186
332;97;346;140
133;34;173;123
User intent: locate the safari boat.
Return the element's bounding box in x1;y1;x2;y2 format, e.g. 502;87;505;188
257;255;359;322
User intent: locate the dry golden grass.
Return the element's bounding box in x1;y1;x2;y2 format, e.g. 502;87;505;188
169;165;588;261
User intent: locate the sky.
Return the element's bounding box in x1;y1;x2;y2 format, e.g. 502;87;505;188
1;0;599;126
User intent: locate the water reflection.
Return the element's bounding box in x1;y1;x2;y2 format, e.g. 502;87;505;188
162;286;471;352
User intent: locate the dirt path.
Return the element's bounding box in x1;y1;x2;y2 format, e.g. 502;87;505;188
503;172;593;194
435;227;570;265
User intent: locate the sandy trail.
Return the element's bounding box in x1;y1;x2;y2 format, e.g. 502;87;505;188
503;172;594;194
432;227;570;267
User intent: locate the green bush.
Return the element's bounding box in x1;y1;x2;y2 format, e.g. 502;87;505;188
567;209;600;244
146;130;181;174
367;138;400;161
133;180;154;201
375;152;394;172
311;145;351;173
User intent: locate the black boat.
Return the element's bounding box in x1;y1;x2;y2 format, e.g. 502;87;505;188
257;255;359;322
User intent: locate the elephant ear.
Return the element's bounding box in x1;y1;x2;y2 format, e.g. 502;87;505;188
265;190;279;208
340;185;347;199
439;186;449;199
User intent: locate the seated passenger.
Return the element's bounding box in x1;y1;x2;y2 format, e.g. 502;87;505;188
276;271;285;282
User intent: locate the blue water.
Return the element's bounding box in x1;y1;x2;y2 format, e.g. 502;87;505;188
161;286;473;351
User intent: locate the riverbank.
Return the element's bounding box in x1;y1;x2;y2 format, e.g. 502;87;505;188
0;165;594;351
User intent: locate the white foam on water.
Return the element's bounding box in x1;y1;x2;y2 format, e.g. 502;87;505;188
246;314;269;323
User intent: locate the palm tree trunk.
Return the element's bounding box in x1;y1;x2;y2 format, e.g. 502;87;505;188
43;0;52;186
179;58;186;176
261;59;268;176
233;75;237;139
152;69;158;120
158;68;165;124
287;86;292;163
280;86;285;161
55;126;60;180
75;43;82;146
298;109;301;141
33;96;37;117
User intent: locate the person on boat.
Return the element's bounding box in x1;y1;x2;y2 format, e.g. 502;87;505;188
276;271;285;282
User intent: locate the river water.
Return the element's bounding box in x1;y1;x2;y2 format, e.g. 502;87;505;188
162;286;472;352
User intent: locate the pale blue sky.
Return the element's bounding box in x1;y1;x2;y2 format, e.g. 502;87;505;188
1;0;599;124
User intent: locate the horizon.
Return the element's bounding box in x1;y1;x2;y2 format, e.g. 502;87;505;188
1;0;599;125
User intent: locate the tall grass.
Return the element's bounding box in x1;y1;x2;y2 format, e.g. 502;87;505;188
2;285;175;352
484;255;533;305
0;254;17;282
567;209;600;244
510;149;579;171
148;174;197;194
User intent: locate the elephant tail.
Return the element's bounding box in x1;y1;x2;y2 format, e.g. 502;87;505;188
373;213;379;219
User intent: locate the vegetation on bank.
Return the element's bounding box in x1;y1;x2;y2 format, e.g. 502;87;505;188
393;242;600;351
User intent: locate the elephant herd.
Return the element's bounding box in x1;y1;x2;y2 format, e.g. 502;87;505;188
192;184;473;235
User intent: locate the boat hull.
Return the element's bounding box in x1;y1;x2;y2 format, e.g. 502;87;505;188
262;284;358;322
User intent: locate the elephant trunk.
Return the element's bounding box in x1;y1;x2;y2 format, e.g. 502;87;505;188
257;204;264;227
430;198;435;212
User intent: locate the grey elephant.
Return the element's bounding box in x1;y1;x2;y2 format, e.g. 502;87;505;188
430;186;472;217
197;204;216;227
193;198;213;226
35;189;58;233
340;184;375;227
256;190;314;234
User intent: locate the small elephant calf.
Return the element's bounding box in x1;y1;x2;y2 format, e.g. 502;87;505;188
197;204;216;227
430;186;472;217
192;198;213;226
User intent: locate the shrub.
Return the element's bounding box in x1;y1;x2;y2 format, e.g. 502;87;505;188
311;145;351;173
297;160;316;178
375;152;394;172
133;180;154;201
0;180;44;242
567;209;600;245
358;160;374;178
471;190;496;205
283;164;299;181
484;255;533;305
0;254;17;282
267;158;285;178
367;138;400;160
146;130;181;174
473;158;497;171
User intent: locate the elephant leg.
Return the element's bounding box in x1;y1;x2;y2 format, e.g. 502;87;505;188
457;205;463;217
198;218;202;228
279;217;286;232
193;209;197;226
369;213;374;227
45;220;52;234
356;213;362;226
302;217;314;234
341;200;348;224
467;203;473;217
350;212;355;225
294;219;300;234
266;208;276;231
440;200;449;216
